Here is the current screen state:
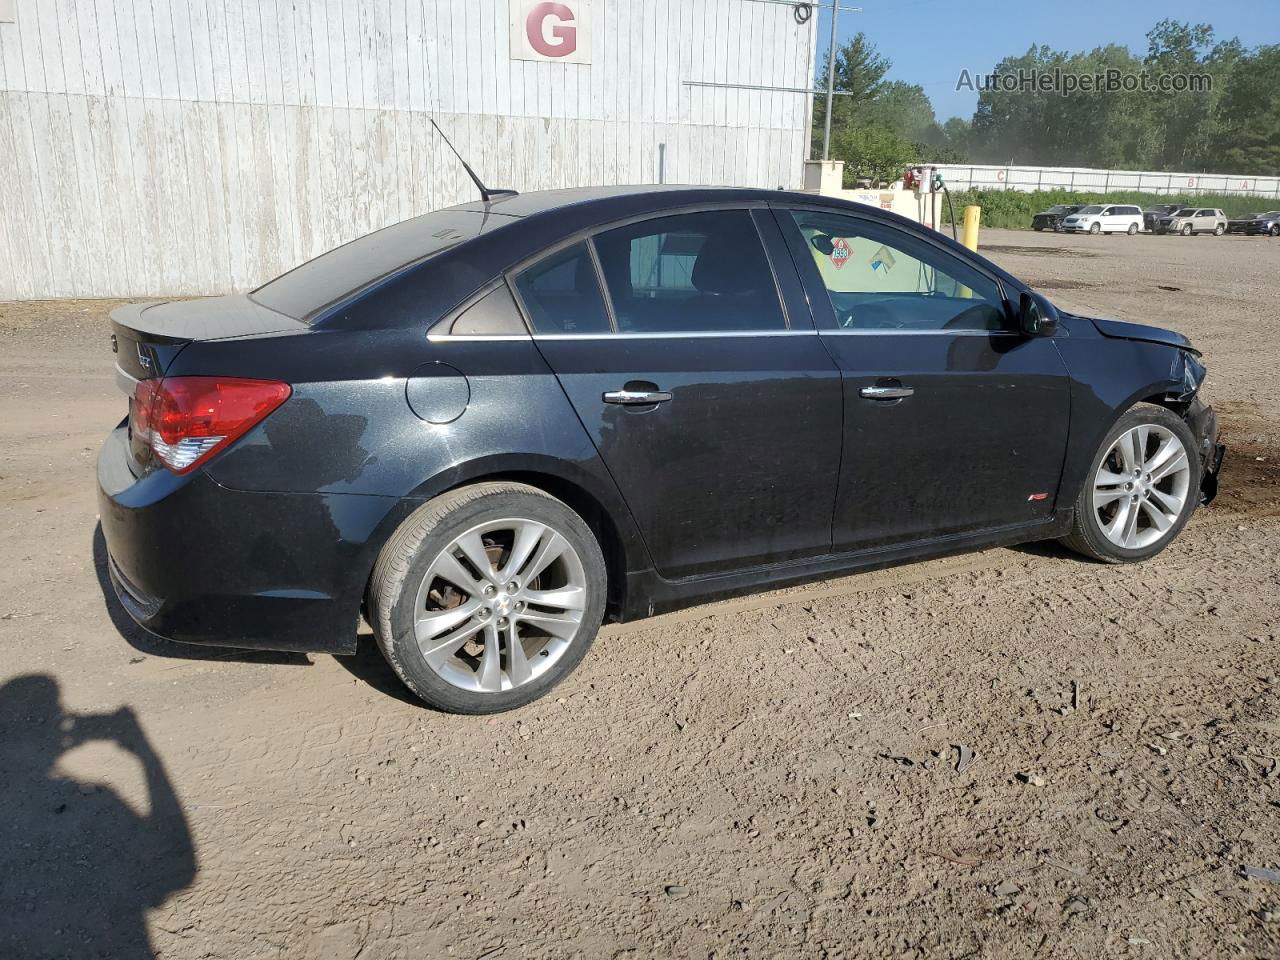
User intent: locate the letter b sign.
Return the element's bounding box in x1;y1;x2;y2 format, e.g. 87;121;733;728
511;0;591;63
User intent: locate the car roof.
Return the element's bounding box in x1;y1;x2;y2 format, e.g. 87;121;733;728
449;184;800;218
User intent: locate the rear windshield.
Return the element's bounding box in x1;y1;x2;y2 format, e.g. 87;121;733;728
250;209;500;320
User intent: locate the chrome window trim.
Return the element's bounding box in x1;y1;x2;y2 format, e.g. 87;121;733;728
817;328;1021;337
531;329;815;341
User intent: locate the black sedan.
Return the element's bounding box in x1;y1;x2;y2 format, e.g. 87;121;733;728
1143;204;1182;232
1030;204;1083;231
1227;211;1280;236
99;186;1224;713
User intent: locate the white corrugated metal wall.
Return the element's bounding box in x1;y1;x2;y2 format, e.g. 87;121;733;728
0;0;817;299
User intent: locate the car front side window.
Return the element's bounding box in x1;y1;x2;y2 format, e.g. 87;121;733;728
785;210;1009;332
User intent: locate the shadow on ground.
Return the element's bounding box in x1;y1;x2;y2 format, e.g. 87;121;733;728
0;675;196;958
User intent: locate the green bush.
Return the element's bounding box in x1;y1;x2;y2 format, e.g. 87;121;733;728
938;188;1275;230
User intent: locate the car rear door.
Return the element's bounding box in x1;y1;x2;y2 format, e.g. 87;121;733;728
513;207;843;580
774;205;1072;552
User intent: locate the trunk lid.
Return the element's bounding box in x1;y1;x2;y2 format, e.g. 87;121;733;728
111;295;306;380
111;295;307;474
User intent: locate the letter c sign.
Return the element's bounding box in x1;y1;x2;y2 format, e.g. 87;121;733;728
511;0;591;63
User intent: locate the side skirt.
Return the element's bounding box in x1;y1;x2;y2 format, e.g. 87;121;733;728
617;512;1074;622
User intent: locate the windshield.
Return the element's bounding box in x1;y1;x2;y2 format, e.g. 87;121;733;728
250;209;500;320
1046;206;1074;214
1077;206;1103;215
1173;209;1195;217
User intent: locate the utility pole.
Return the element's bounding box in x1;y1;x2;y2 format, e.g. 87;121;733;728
817;3;861;161
822;4;839;160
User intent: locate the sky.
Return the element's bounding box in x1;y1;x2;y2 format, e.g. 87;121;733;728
814;0;1280;123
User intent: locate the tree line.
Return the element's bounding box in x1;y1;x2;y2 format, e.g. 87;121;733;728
813;20;1280;184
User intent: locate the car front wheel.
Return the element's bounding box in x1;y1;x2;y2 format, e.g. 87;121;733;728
1061;404;1200;563
369;482;607;713
1181;224;1193;236
1089;222;1101;234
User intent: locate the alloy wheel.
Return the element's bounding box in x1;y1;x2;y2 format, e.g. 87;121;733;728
412;518;588;693
1092;424;1191;549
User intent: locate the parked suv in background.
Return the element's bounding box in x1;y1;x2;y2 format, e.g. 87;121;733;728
1226;210;1280;236
1143;204;1181;232
1060;204;1144;235
1159;208;1227;236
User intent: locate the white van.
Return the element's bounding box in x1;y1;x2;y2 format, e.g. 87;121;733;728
1060;204;1144;235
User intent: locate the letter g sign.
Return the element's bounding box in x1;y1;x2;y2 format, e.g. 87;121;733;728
510;0;591;63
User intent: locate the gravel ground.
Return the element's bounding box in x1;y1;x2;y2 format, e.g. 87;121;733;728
1;229;1278;959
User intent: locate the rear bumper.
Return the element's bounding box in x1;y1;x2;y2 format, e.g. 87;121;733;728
97;424;405;654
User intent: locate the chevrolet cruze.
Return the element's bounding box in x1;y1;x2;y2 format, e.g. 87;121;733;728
99;186;1224;713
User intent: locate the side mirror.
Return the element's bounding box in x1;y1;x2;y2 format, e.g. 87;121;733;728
1018;291;1058;337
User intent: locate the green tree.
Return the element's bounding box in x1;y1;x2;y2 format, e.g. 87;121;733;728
1216;44;1280;174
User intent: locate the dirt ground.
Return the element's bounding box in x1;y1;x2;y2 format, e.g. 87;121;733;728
1;228;1278;960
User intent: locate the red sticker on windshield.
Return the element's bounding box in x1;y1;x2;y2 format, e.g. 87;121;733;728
830;237;851;269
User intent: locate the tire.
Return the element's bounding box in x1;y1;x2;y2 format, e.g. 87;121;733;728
1127;223;1138;235
1270;224;1278;237
1181;224;1193;236
1033;225;1044;232
1060;403;1201;564
1213;224;1225;236
369;482;607;713
1089;222;1101;235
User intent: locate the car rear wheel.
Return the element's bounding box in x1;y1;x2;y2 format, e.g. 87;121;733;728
369;482;607;713
1127;223;1138;235
1270;224;1279;237
1089;222;1101;235
1061;404;1200;563
1214;224;1225;236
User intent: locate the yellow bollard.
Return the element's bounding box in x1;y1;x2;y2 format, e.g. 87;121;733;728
962;205;981;252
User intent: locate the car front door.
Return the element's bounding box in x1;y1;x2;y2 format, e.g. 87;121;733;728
1100;206;1122;232
775;206;1072;552
512;208;844;580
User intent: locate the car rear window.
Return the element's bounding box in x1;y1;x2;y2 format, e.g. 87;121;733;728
250;210;496;320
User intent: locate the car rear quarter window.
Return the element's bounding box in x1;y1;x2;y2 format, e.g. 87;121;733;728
447;283;528;336
785;210;1009;332
591;210;787;333
512;243;612;335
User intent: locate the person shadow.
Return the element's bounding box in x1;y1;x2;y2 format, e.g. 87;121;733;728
0;675;196;959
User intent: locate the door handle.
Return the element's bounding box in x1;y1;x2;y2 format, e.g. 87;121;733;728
603;389;673;405
859;385;914;400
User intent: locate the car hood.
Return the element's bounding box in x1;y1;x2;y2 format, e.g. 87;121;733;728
1089;316;1199;355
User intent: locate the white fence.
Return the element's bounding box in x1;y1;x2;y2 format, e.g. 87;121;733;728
934;164;1280;199
0;0;817;299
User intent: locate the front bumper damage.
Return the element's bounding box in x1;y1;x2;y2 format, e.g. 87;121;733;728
1168;351;1225;505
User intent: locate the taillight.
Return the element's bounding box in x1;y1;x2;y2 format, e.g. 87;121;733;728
132;377;291;474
